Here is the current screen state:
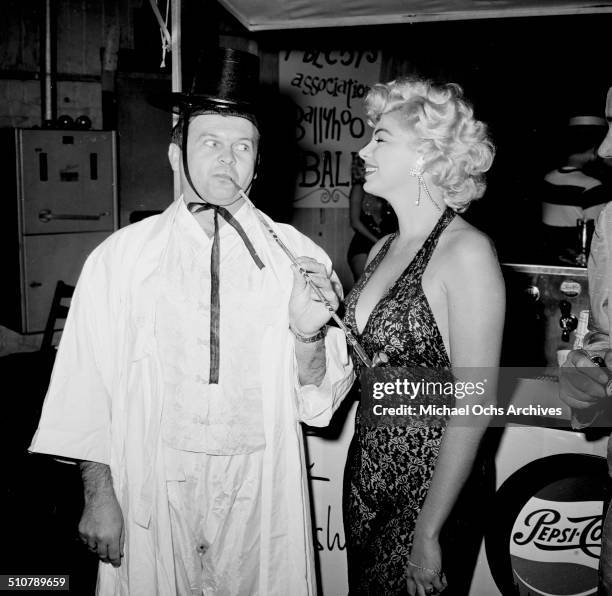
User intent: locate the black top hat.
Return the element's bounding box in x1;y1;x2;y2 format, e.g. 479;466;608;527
154;47;260;116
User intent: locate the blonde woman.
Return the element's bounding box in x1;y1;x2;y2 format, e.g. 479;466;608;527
342;78;504;595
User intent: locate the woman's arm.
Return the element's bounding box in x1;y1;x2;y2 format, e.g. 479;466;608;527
349;183;379;243
408;231;505;591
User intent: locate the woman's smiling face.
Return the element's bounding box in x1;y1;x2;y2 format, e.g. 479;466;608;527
358;111;422;200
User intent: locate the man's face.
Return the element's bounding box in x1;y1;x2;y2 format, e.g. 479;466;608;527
169;113;259;206
597;87;612;160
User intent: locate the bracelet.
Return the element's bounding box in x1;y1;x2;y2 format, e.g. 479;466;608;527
406;558;442;576
290;325;327;343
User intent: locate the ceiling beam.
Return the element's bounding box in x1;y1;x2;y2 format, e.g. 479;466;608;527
217;1;612;31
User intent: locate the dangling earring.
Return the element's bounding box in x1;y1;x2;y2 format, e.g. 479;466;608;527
420;176;442;213
413;176;422;206
408;157;424;206
408;158;442;213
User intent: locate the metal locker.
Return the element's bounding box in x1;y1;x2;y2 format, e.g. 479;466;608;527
0;129;118;334
18;130;117;235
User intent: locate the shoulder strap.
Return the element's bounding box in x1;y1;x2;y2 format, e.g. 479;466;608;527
411;208;456;275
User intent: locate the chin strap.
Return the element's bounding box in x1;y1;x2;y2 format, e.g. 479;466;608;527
181;107;264;385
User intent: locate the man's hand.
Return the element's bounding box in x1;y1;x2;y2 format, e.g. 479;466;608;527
559;349;612;411
79;490;124;567
289;257;341;336
78;462;124;568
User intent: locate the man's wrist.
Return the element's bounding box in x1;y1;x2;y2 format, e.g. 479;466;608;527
290;324;327;343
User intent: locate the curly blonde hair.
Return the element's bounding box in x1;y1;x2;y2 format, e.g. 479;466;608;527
364;77;494;212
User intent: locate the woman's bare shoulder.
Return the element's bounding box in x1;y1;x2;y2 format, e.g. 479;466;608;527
437;217;501;278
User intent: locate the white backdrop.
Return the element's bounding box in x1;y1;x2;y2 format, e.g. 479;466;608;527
306;401;357;595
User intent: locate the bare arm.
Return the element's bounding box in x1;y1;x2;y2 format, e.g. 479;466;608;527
407;233;505;594
295;338;327;386
78;461;124;568
349;184;379;244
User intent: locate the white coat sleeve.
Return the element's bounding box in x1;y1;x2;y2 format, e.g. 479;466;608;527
570;204;612;429
29;255;115;465
293;326;355;427
584;205;612;352
278;224;356;426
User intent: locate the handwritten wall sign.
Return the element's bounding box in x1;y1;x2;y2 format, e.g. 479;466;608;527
279;50;382;208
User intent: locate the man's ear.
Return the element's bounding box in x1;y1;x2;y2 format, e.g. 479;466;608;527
168;143;181;173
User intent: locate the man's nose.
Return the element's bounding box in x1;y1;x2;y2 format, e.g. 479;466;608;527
218;147;236;165
598;128;612;159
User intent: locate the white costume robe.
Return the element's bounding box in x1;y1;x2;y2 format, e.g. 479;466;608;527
30;198;355;595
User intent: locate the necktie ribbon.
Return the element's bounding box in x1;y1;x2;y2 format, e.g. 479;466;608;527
187;201;265;383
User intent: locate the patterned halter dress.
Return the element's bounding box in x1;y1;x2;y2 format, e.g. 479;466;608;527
342;208;487;595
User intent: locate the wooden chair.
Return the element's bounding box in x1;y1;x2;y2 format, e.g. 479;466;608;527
40;280;75;352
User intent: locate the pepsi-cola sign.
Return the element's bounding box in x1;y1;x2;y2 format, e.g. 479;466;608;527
486;453;609;596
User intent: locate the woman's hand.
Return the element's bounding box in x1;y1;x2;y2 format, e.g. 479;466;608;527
406;536;447;595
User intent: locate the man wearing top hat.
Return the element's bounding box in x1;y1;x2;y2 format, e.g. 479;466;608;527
559;84;612;593
30;47;354;595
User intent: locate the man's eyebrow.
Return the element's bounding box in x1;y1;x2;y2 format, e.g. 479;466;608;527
196;132;255;142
